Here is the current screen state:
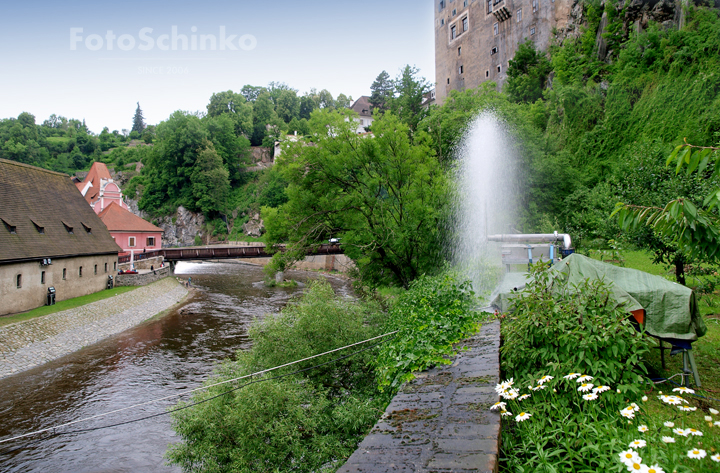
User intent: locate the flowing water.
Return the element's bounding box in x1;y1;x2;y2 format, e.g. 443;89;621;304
451;112;520;298
0;262;352;473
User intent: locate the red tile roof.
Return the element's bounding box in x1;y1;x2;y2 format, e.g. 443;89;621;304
98;202;163;233
81;162;113;204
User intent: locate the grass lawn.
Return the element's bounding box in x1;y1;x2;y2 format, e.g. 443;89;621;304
0;286;139;327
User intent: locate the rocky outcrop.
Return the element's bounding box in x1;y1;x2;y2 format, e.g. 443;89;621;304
156;206;206;247
241;213;265;237
624;0;677;31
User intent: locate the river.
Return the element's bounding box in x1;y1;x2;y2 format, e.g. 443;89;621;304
0;262;352;473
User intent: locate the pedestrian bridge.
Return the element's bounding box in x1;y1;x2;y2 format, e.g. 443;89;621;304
118;244;344;265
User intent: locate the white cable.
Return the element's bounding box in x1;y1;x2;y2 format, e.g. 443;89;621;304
0;331;398;445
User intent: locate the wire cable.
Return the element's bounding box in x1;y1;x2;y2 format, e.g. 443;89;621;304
0;331;398;448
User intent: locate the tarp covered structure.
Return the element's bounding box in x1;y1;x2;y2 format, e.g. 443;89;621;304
491;254;707;342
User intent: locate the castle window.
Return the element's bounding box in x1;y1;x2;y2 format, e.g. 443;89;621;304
452;8;456;16
459;65;464;74
129;237;136;247
16;274;22;289
439;0;445;12
41;271;46;284
451;25;457;39
63;268;67;280
94;264;98;275
531;26;536;35
464;0;468;6
79;266;83;277
494;23;499;35
487;0;492;14
458;46;462;55
114;262;117;271
497;65;502;73
447;78;450;84
533;0;537;12
441;18;445;25
486;70;490;77
517;9;522;22
462;16;468;32
491;47;498;55
105;263;108;273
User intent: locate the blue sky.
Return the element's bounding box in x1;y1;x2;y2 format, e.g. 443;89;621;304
0;0;435;133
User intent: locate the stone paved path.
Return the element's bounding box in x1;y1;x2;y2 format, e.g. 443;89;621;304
338;320;501;473
0;278;188;380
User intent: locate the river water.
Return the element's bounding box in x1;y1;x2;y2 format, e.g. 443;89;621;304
0;262;352;473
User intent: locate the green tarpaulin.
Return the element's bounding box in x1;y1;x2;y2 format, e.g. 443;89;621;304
490;254;707;342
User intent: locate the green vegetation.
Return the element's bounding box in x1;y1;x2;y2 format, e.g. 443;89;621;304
167;275;480;473
498;262;719;472
0;286;138;327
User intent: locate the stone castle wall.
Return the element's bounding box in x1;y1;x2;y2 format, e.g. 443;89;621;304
115;266;173;287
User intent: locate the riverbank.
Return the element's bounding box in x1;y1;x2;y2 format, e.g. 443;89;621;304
0;277;189;380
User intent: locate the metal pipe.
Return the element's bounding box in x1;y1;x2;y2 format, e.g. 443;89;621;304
487;232;573;249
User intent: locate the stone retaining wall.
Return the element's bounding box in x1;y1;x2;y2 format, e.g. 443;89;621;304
118;256;164;271
115;266;173;287
338;320;501;473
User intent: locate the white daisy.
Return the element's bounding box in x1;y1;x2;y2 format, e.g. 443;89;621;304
500;388;520;400
686;428;702;436
537;375;554;385
678;406;697;412
517;394;531;401
621;407;636;420
704;415;712;422
711;453;720;462
641;395;648;402
673;387;695;394
577;375;593;383
577;383;594;393
564;373;581;380
626;460;644;471
663;421;674;428
618;449;641;466
582;393;598;401
661;436;675;443
646;465;665;473
715;421;720;427
500;409;512;417
709;408;719;415
593;385;610;394
629;439;646;449
687;449;706;459
515;412;531;422
531;384;547;391
490;401;506;411
637;425;649;433
673;428;689;437
495;378;514;393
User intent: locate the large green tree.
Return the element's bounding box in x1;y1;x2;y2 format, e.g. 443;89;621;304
264;109;450;287
191;141;230;214
505;40;552;103
369;70;394;113
131;102;146;134
390;65;431;132
206;90;253;137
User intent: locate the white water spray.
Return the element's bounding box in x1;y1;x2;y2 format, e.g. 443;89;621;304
451;112;521;298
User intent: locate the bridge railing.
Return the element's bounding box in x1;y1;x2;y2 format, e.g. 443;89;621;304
117;244;343;264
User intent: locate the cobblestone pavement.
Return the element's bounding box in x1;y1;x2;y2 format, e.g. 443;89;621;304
338;320;501;473
0;278;188;380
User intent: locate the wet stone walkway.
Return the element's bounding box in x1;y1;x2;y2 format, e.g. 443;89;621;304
0;278;188;380
338;320;501;473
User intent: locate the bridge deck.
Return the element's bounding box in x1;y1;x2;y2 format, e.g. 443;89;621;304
118;244;343;264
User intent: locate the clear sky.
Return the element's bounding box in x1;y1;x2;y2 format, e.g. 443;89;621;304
0;0;435;134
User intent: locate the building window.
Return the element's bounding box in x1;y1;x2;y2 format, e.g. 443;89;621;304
462;16;468;32
16;274;22;288
41;271;46;284
517;9;522;21
451;25;457;39
494;22;499;35
487;0;493;14
94;264;98;275
441;18;445;25
491;47;498;55
459;65;464;74
439;0;445;12
447;78;450;84
497;65;502;73
63;268;67;280
105;263;108;273
533;0;538;12
31;219;44;234
458;46;462;55
452;8;456;16
147;237;156;247
531;26;536;35
79;266;83;277
486;70;490;77
129;237;136;247
1;218;16;234
464;0;468;6
63;222;73;234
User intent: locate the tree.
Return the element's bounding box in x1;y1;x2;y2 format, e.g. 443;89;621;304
299;94;317;119
191;142;230;214
614;140;720;280
131;102;146;134
317;89;335;109
251;92;285;147
369;70;394;113
274;89;301;123
204;113;251;183
505;40;552;103
240;84;266;103
264;109;450;288
206;90;253;137
335;93;352;109
390;65;431;132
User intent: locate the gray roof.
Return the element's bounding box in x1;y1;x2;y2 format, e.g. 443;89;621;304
351;96;373;118
0;159;121;263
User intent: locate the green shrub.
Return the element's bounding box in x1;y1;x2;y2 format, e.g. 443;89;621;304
375;273;481;391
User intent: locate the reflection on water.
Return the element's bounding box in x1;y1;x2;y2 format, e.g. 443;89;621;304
0;262;351;473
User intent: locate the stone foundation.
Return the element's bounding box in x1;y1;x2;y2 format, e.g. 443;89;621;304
115;266;173;287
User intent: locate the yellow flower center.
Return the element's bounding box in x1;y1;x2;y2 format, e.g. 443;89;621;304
693;450;700;454
624;453;633;459
519;412;525;416
649;469;656;473
632;463;641;470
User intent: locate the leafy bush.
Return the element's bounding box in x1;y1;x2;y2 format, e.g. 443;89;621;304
502;262;649;392
375;273;481;391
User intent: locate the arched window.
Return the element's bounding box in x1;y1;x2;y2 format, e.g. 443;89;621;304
79;266;83;277
16;274;22;288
